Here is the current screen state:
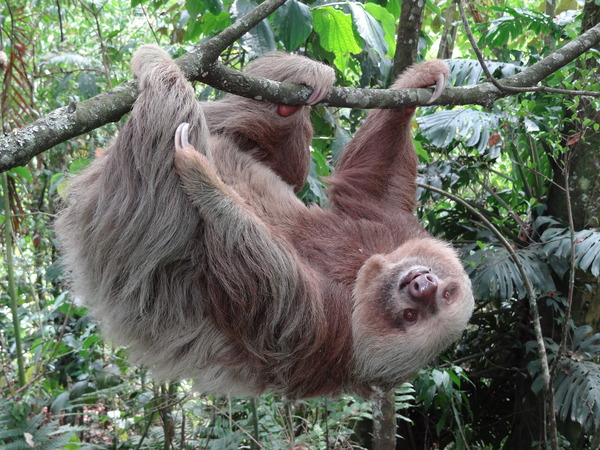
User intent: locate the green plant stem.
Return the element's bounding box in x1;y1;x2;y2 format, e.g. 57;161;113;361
418;181;558;450
2;172;25;387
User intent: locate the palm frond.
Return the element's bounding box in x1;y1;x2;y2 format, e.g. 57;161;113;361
542;227;600;278
465;245;556;301
417;109;505;157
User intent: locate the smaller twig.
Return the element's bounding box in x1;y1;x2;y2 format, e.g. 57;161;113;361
458;0;505;91
135;409;157;450
139;1;159;44
550;151;577;377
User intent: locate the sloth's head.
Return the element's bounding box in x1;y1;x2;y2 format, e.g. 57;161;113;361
351;238;474;388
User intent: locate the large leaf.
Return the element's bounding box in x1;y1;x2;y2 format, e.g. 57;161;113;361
348;3;388;58
364;3;396;57
476;7;554;48
448;59;522;87
417;108;504;157
77;72;99;99
553;329;600;432
553;358;600;431
273;0;313;51
313;7;362;56
232;0;276;57
465;246;556;301
41;52;101;69
542;227;600;278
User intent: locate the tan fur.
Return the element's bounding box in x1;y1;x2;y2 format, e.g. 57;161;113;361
55;46;473;398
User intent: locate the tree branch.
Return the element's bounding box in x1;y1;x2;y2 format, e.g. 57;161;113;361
1;5;600;173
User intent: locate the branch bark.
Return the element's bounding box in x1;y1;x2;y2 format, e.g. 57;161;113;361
392;0;426;77
1;7;600;173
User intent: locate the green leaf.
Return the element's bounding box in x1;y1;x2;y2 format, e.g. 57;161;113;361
233;0;276;57
417;108;505;157
554;358;600;432
364;3;396;57
185;0;202;18
313;7;362;56
186;10;232;41
77;73;99;99
202;11;232;36
542;228;600;277
45;261;63;283
348;3;388;58
274;0;313;51
8;166;33;183
465;246;556;301
82;334;99;350
385;0;401;19
51;392;70;414
449;59;521;86
331;125;351;164
68;157;92;174
186;0;223;16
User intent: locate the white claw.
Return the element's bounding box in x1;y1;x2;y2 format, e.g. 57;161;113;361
175;122;190;149
307;86;325;106
426;73;448;105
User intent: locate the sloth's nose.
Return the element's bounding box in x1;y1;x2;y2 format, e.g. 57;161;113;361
408;272;438;302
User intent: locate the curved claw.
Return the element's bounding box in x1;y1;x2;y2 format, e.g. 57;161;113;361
175;122;191;150
307;86;327;106
426;72;448;105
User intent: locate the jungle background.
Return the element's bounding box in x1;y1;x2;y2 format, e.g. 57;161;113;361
1;0;600;448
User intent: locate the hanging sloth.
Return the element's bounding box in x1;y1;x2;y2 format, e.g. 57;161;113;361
56;45;474;398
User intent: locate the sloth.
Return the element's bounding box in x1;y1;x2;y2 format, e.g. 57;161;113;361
55;45;474;398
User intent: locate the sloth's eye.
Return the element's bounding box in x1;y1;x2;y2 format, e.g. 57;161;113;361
403;309;418;323
443;291;451;300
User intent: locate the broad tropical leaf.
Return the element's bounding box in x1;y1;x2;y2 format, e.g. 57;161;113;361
530;327;600;432
448;59;521;86
348;3;388;58
417;108;505;156
542;227;600;278
464;245;556;301
232;0;276;57
273;0;313;51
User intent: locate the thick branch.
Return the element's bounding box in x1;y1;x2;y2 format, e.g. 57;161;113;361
1;13;600;172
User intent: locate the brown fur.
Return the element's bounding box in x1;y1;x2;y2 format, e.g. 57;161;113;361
55;45;473;398
200;52;335;191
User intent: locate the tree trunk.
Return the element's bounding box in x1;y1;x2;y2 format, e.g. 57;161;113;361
392;0;426;77
372;388;397;450
437;0;458;60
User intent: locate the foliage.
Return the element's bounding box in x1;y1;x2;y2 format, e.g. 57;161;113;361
528;326;600;433
540;218;600;277
464;245;556;301
0;398;82;449
1;0;600;448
